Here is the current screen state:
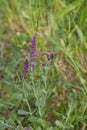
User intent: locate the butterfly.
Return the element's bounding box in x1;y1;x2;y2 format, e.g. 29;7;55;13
42;51;58;64
42;51;58;60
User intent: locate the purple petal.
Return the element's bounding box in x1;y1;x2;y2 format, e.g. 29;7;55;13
29;34;36;72
30;51;36;56
22;59;29;78
32;35;36;45
26;128;31;130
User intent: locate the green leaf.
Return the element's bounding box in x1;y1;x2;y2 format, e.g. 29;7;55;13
0;66;4;71
7;119;16;128
75;25;85;43
55;120;65;128
0;121;6;130
18;109;29;115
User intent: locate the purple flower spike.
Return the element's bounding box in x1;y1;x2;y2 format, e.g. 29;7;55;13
22;59;29;78
26;128;31;130
32;35;36;48
30;34;36;72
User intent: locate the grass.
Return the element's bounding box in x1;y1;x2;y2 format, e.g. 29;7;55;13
0;0;87;130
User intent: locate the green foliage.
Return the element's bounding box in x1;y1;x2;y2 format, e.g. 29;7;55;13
0;0;87;130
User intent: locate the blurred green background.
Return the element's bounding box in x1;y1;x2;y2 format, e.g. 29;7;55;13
0;0;87;130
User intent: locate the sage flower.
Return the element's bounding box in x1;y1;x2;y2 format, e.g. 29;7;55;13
30;35;36;72
25;128;31;130
22;59;29;78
